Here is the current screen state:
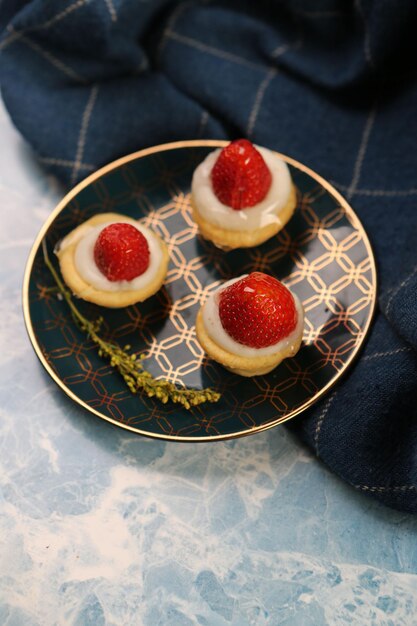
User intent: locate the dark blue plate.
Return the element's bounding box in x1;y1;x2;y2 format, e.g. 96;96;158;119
23;141;376;441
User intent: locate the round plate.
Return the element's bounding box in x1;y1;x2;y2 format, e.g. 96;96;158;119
23;141;376;441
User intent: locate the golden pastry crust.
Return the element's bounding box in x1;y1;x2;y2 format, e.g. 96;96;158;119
195;308;303;377
191;184;297;249
57;212;169;308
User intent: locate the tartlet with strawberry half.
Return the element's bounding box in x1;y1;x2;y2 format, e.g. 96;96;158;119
191;139;297;249
56;213;169;308
196;272;304;376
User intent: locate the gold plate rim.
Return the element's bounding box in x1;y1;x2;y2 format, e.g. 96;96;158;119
22;139;377;442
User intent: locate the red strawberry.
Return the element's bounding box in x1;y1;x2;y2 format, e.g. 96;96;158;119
94;222;150;281
218;272;297;348
211;139;272;210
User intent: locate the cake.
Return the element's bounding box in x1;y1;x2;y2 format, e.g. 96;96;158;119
196;272;304;376
191;139;297;249
56;212;169;308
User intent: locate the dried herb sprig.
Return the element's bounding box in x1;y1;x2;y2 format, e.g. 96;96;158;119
42;240;220;409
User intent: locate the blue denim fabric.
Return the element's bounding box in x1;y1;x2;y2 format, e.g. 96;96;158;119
1;0;416;511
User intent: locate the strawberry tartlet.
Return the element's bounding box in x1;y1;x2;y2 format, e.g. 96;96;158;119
191;139;297;249
196;272;304;376
56;213;169;308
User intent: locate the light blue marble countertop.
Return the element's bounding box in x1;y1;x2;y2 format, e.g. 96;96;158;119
1;98;417;626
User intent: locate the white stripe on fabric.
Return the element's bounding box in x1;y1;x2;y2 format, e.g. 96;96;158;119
103;0;117;22
363;347;413;361
71;85;99;184
166;30;265;72
0;0;91;52
314;392;337;454
246;68;277;138
355;0;375;69
346;105;376;200
19;34;87;83
38;157;96;171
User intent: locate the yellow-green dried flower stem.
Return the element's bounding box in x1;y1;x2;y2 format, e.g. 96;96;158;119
42;240;220;409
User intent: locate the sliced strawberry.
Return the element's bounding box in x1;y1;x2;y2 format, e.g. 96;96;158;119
211;139;272;210
218;272;297;348
94;222;150;282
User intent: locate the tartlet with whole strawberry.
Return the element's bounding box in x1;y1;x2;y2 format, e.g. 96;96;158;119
191;139;297;249
56;213;169;308
196;272;304;376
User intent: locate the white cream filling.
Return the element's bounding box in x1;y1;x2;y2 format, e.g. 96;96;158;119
68;218;163;292
191;146;293;231
202;276;304;358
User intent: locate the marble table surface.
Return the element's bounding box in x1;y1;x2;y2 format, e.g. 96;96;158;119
1;97;417;626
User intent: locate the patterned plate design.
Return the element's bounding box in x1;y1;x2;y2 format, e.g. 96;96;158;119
23;141;376;441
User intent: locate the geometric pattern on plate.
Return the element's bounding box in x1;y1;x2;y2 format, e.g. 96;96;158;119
25;142;376;441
